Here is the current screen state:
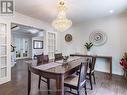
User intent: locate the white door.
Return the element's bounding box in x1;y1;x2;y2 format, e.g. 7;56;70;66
15;37;21;59
0;19;11;84
22;38;29;58
47;32;57;59
15;37;29;59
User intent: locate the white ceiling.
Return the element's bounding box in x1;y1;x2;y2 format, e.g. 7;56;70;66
15;0;127;25
11;23;44;36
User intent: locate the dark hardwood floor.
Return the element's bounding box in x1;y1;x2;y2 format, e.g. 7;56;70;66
0;59;127;95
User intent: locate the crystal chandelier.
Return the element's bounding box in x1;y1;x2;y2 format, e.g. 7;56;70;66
52;0;72;32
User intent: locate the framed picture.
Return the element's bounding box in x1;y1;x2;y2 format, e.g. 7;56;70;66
33;40;43;49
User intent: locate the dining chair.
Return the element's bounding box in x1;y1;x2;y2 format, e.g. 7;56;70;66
36;55;43;65
54;53;63;61
28;62;50;95
87;56;96;90
64;62;88;95
36;55;50;94
76;57;96;90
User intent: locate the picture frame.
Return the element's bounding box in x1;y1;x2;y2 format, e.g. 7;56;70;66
33;40;43;49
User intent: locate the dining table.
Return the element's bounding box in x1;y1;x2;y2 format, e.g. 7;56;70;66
26;56;87;95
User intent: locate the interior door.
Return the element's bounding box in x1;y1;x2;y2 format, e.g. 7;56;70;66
15;37;29;59
47;32;56;59
0;19;11;84
15;37;21;59
22;38;29;58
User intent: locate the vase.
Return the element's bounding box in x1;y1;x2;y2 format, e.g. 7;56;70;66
87;50;91;55
123;68;127;78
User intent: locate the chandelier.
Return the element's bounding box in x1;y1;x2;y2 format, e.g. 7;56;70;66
52;0;72;32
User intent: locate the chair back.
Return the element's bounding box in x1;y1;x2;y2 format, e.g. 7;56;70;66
36;55;49;66
43;55;49;63
78;62;88;88
54;53;63;61
36;55;43;65
89;56;96;73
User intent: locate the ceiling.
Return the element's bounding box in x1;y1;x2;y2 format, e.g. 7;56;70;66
11;23;44;36
15;0;127;25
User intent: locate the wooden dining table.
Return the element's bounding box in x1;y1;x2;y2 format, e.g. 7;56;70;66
26;56;87;95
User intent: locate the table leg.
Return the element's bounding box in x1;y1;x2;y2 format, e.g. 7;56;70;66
109;58;112;79
28;69;31;95
56;75;64;95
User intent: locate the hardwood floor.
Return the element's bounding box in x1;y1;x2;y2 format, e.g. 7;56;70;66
0;59;127;95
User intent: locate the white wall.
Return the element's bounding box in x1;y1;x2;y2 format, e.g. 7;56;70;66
60;15;127;75
32;37;44;58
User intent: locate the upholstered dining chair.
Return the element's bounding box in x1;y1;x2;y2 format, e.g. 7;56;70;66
87;56;96;90
36;55;50;94
76;56;96;90
54;53;63;61
64;62;88;95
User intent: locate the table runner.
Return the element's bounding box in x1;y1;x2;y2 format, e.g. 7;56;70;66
35;62;62;70
55;56;81;64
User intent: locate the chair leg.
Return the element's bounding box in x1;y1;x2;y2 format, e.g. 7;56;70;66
93;73;96;84
28;69;31;95
89;74;93;90
77;90;79;95
76;71;79;75
84;84;87;95
38;76;41;89
47;78;50;94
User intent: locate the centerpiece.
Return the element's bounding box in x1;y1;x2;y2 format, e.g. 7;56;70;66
63;56;69;62
84;42;93;55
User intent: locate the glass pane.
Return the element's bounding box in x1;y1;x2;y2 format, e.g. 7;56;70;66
0;23;6;33
0;45;6;55
25;40;28;51
51;34;53;39
0;67;7;78
0;57;7;67
15;39;20;51
0;36;6;44
48;33;50;38
54;34;56;39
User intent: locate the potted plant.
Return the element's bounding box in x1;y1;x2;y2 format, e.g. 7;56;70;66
120;52;127;77
84;42;93;55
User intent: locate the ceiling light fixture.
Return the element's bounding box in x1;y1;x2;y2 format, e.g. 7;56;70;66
28;29;39;34
52;0;72;32
109;10;114;14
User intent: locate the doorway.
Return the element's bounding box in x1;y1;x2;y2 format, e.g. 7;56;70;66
11;23;44;66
